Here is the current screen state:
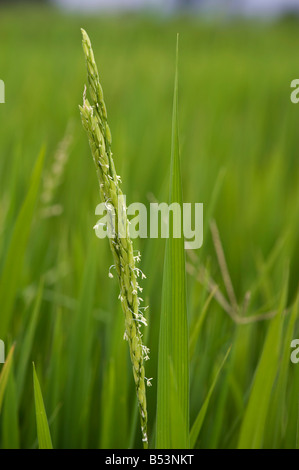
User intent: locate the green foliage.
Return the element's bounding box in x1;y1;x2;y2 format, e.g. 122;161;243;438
0;346;15;413
156;37;189;449
33;364;53;449
190;346;231;448
238;297;284;448
0;4;298;449
0;148;44;339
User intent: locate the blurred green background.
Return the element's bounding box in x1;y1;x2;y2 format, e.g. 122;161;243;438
0;3;298;449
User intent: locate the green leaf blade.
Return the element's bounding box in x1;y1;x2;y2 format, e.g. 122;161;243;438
0;148;45;339
190;346;231;448
2;363;20;449
237;276;287;449
0;345;15;413
33;363;53;450
156;35;189;449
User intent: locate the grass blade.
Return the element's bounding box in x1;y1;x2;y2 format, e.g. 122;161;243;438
189;287;217;360
100;308;129;449
237;276;287;449
63;238;97;448
0;345;15;413
156;35;189;449
16;279;44;403
190;346;231;448
0;148;45;339
2;363;20;449
266;293;299;447
33;363;53;449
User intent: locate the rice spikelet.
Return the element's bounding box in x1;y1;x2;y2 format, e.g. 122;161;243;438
79;28;149;448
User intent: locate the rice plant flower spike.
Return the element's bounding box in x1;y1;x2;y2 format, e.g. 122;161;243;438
79;28;149;448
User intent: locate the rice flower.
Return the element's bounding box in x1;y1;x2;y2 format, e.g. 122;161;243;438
79;28;149;448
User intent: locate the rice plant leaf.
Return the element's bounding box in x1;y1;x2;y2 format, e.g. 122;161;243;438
202;167;225;244
0;345;15;413
168;358;189;448
237;279;287;449
63;237;97;448
100;307;129;449
156;35;189;449
45;306;64;446
16;278;44;403
2;362;20;449
0;148;45;339
189;287;217;360
269;291;297;447
33;363;53;449
190;346;231;448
